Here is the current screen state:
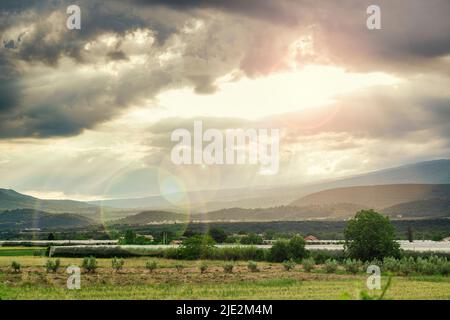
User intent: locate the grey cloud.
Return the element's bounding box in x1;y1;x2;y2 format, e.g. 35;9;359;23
270;80;450;147
107;50;128;61
1;0;450;139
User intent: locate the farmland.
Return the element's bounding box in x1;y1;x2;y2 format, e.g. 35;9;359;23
0;255;449;300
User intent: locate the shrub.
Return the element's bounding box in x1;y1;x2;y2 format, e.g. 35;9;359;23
398;257;415;276
199;262;208;274
45;259;61;273
324;259;338;273
111;257;124;272
145;260;158;273
223;263;234;273
210;246;267;261
247;261;259;272
302;258;315;272
382;257;400;273
310;250;344;264
437;258;450;276
11;261;21;273
283;259;296;271
344;210;401;261
82;256;98;273
174;263;185;273
344;259;362;274
416;257;439;275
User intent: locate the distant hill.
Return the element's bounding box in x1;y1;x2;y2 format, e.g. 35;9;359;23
198;204;368;221
328;159;450;186
0;209;96;231
113;210;190;225
291;184;450;209
90;159;450;211
382;197;450;218
0;189;99;214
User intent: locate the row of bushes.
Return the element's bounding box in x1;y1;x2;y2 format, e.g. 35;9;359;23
50;244;450;264
8;254;449;276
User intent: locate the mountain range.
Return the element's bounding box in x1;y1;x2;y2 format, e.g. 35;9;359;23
88;159;450;211
1;159;450;229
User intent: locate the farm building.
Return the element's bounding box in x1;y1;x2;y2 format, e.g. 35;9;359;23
304;235;319;241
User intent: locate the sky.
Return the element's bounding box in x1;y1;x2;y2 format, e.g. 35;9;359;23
0;0;449;201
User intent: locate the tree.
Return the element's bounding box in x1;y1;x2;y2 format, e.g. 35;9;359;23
288;235;308;260
47;233;55;241
179;235;215;260
406;226;414;243
208;227;227;243
344;210;401;261
240;233;263;245
124;229;136;244
269;240;290;262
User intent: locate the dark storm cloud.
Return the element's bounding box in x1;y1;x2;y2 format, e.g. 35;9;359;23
1;0;450;139
133;0;300;25
0;53;21;113
107;50;128;61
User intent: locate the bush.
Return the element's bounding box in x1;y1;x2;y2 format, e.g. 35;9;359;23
199;262;208;274
324;259;338;273
247;261;259;272
382;257;400;273
302;258;315;272
45;259;61;273
344;210;401;261
283;259;296;271
145;260;158;273
210;246;267;261
310;250;344;264
174;263;185;273
398;257;415;276
223;263;234;273
11;261;21;273
344;259;362;274
111;257;124;272
82;256;98;273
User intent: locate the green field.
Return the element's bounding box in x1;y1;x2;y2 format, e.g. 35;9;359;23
0;256;449;300
0;247;46;257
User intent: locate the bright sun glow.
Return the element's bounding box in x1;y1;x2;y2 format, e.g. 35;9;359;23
144;65;401;120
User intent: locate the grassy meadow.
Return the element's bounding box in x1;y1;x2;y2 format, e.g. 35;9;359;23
0;255;449;300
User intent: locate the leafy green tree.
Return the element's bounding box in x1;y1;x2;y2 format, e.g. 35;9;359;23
208;227;227;243
240;233;263;245
179;235;215;260
269;236;308;262
344;210;401;261
269;240;290;262
406;226;414;243
288;235;308;260
124;229;136;244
